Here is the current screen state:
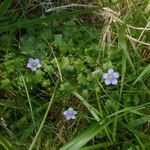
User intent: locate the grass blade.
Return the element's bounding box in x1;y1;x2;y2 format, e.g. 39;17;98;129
0;7;99;32
80;142;112;150
59;120;111;150
133;64;150;85
28;81;58;150
0;0;11;18
118;25;135;71
0;136;15;150
72;91;100;121
60;106;140;150
20;74;35;127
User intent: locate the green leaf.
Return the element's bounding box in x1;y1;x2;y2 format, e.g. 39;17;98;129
130;115;150;127
60;81;74;94
103;61;113;70
54;34;63;46
21;36;46;56
0;35;12;48
77;73;87;85
21;37;36;55
74;59;85;71
1;78;11;88
61;57;70;69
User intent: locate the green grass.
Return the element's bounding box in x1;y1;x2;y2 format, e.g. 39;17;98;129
0;0;150;150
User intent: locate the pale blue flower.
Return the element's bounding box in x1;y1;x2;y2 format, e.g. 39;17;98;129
63;107;77;120
27;58;42;71
102;69;119;85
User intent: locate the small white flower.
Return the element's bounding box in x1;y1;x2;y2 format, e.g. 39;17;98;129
27;58;42;71
102;68;119;85
63;107;77;120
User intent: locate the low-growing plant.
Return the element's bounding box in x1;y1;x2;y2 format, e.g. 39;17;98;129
0;0;150;150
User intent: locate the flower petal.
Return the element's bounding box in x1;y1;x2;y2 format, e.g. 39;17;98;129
34;58;40;64
113;72;119;78
66;116;71;120
63;108;77;120
73;111;77;115
29;58;34;63
105;79;111;85
27;63;31;68
102;73;108;79
31;67;37;71
37;63;42;68
68;107;73;111
71;115;76;119
112;79;118;85
108;69;114;74
63;111;67;116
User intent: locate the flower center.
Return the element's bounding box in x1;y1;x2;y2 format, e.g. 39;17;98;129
68;111;74;116
108;74;113;79
32;62;37;67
